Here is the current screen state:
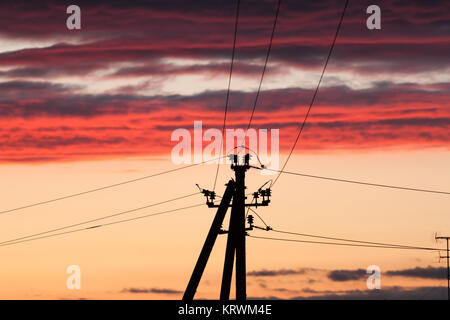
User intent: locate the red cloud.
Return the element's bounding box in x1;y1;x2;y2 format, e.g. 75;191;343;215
0;0;449;162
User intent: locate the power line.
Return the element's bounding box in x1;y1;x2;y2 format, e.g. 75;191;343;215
0;192;200;246
0;203;205;248
248;234;442;251
213;0;241;191
271;229;440;250
0;156;224;216
248;207;270;228
240;0;282;146
271;0;349;188
261;167;450;195
245;206;441;250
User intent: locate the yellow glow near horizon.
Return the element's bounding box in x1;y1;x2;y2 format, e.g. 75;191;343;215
0;149;448;299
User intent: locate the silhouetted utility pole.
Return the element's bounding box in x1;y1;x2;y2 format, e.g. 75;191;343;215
436;235;450;300
183;154;272;300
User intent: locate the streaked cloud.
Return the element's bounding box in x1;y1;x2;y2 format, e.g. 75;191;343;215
386;266;447;280
122;287;182;294
248;268;311;277
327;269;367;282
0;0;448;163
327;266;447;282
292;286;447;300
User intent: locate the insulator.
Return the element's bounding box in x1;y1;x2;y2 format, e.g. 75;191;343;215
247;215;254;225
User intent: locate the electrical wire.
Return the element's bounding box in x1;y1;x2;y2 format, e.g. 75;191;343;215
271;0;349;187
213;0;241;192
0;192;200;246
0;203;205;248
271;229;439;250
248;234;442;251
261;167;450;195
0;156;225;216
240;0;282;147
245;208;441;250
248;207;270;228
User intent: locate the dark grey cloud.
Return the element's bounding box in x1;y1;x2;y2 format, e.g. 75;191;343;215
248;268;316;277
0;0;449;78
328;266;448;282
327;269;367;282
292;286;447;300
0;64;105;78
112;61;264;78
253;265;448;284
1;78;449;120
247;296;282;300
1;135;127;149
386;266;447;280
0;80;70;92
122;287;182;294
248;269;304;277
273;288;301;293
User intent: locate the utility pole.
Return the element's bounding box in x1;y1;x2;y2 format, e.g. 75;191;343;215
221;154;249;300
183;154;271;300
436;235;450;300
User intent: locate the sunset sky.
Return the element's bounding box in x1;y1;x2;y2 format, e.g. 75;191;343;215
0;0;449;299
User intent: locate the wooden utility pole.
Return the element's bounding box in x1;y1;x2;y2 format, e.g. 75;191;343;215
220;155;248;300
183;154;271;300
